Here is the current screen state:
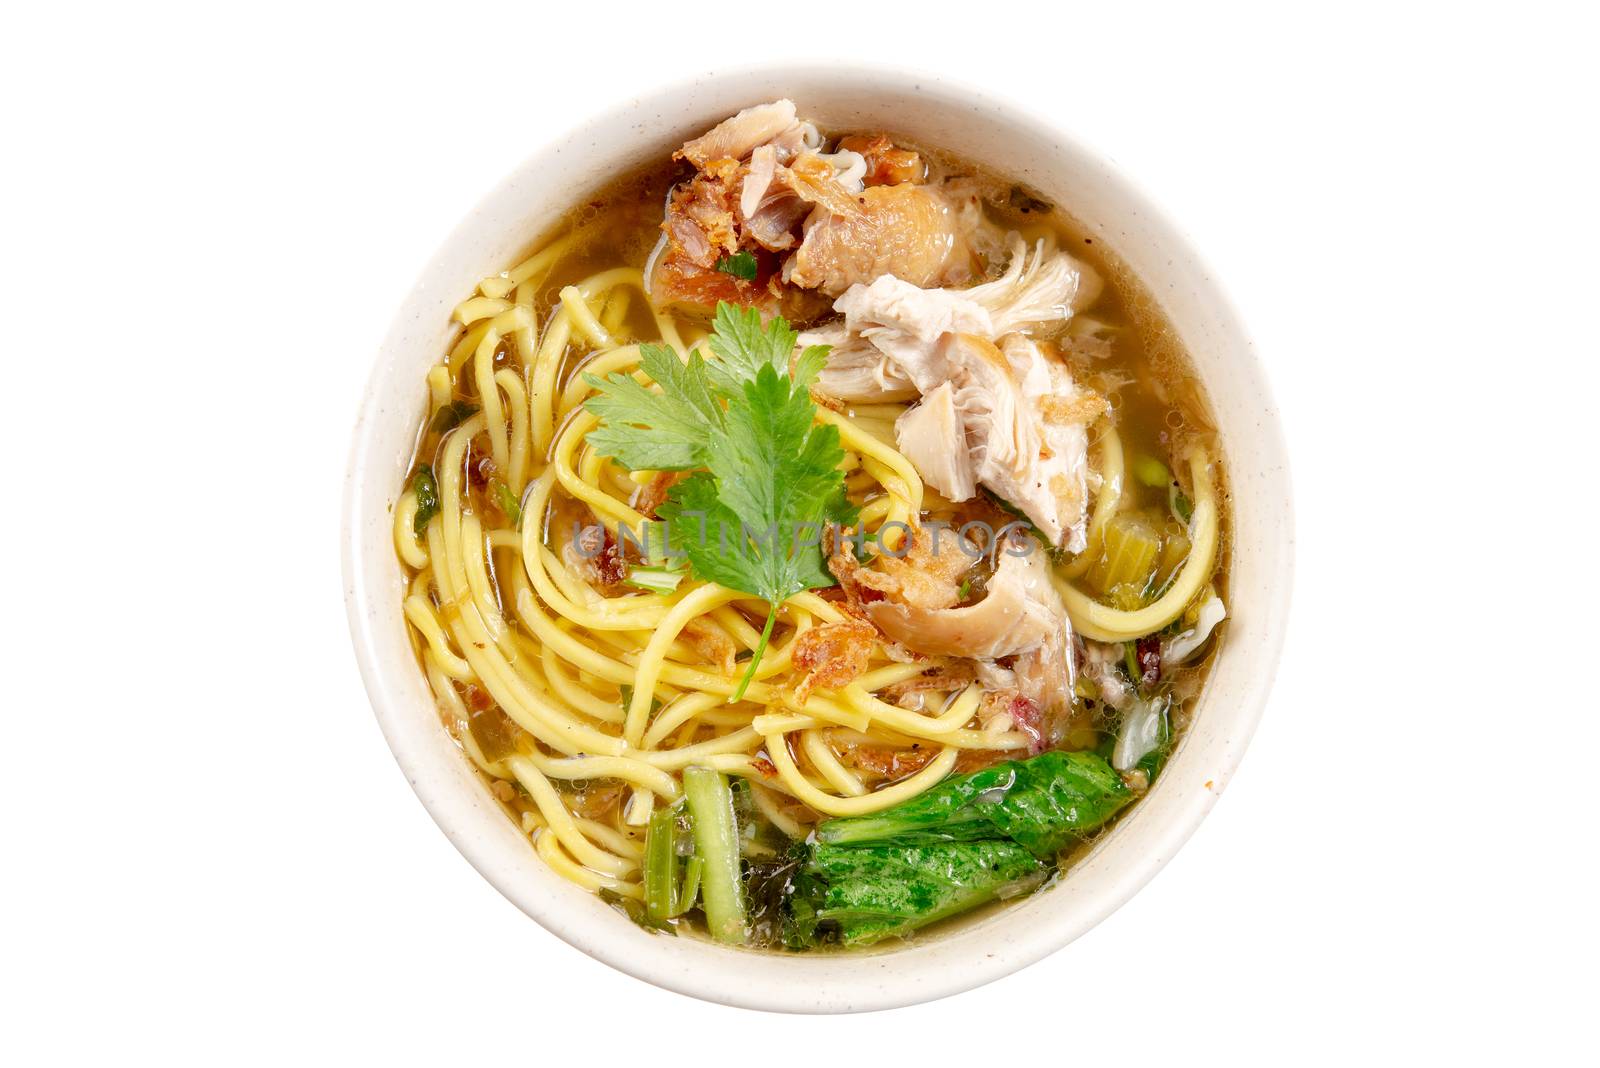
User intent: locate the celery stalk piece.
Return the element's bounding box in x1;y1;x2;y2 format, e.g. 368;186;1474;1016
623;565;684;595
1153;525;1192;590
1087;512;1162;598
683;767;747;944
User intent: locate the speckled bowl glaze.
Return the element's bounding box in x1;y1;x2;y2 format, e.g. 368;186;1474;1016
342;64;1293;1013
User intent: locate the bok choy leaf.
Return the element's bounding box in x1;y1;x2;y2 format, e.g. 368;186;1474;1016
793;840;1046;946
815;750;1133;860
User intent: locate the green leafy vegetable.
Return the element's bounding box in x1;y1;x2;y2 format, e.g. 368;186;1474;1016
584;303;856;699
714;249;758;280
583;344;725;471
683;767;746;944
776;751;1133;946
815;750;1133;860
743;845;810;949
410;465;439;536
430;400;479;434
793;840;1046;946
599;887;671;933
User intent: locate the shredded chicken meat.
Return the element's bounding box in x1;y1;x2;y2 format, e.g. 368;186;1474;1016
801;236;1108;551
640;101;1118;744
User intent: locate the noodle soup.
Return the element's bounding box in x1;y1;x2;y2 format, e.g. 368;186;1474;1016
393;101;1228;950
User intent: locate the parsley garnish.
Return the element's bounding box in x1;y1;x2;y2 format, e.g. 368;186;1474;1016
714;250;758;280
583;303;857;700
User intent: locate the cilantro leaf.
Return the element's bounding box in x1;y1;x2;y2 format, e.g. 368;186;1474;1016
792;341;831;388
703;303;798;394
656;472;757;594
582;344;722;470
641;342;724;426
706;364;852;573
583;302;857;700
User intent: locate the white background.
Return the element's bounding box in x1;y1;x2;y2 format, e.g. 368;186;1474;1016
3;2;1595;1063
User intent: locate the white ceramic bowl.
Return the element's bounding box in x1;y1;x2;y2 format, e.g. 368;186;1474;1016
342;64;1293;1013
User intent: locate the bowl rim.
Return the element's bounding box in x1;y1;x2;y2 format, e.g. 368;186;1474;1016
342;60;1294;1013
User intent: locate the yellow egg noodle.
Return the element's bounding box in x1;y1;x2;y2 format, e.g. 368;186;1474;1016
392;234;1221;902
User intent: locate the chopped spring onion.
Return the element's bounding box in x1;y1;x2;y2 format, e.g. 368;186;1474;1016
624;565;684;595
429;400;479;433
411;466;439;536
1170;483;1194;525
491;479;522;526
714;250;758;280
1132;454;1173;489
1122;641;1143;691
683;767;746;944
